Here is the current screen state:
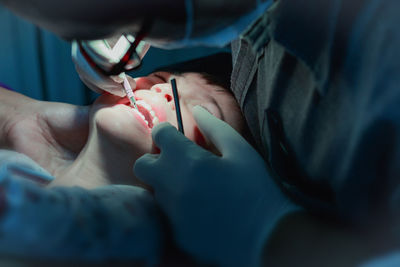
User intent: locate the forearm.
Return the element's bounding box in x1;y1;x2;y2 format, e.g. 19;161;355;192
0;87;38;147
0;163;164;262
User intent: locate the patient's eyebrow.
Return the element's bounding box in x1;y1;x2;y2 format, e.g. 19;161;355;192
215;88;228;93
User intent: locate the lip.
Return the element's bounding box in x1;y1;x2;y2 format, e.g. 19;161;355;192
115;101;149;131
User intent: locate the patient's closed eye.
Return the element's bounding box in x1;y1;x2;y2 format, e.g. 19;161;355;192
152;73;168;83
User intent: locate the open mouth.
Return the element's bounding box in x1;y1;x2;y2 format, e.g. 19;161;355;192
136;100;159;128
122;98;160;129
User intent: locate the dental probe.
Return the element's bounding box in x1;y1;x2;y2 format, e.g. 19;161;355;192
122;73;138;110
170;78;184;134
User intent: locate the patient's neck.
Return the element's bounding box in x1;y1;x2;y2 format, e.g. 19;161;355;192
49;126;142;189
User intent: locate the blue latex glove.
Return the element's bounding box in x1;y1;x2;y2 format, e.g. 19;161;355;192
134;106;299;266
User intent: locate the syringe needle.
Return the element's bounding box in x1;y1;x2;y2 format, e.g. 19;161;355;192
122;74;138;110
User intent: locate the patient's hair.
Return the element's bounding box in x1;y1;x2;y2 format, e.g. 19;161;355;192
156;52;232;90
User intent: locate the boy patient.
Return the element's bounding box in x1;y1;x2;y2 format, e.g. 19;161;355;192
0;54;250;264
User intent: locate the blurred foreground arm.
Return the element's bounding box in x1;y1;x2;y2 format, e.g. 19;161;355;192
0;153;164;263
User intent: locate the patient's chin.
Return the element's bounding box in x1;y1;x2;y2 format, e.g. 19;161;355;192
92;107;152;151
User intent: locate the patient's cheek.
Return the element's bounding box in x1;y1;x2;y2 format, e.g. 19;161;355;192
194;126;207;149
151;142;161;154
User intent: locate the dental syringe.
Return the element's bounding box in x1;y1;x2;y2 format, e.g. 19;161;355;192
121;73;138;110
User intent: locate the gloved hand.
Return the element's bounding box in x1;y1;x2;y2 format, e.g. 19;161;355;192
71;36;149;96
134;106;299;267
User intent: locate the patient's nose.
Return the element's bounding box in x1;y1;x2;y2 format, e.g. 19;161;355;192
151;84;174;102
165;94;173;102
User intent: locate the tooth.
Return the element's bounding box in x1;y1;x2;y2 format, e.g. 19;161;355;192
137;100;152;111
150;110;155;117
152;117;159;125
133;108;147;122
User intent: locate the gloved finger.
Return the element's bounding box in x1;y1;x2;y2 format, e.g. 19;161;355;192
192;106;249;157
75;63;126;97
111;74;137;90
110;74;124;84
151;122;206;159
133;153;162;187
136;123;216;198
126;75;138;91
